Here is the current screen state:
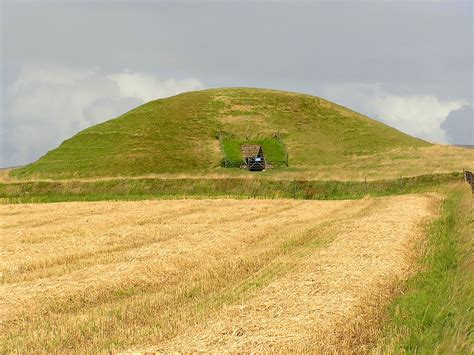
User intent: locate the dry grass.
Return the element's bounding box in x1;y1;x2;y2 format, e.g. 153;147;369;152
2;145;471;184
0;196;438;352
320;145;474;181
147;195;438;352
0;169;15;183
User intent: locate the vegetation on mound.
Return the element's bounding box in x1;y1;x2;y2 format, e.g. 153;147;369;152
11;88;428;179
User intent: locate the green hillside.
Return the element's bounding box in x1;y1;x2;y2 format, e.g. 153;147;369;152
13;88;429;179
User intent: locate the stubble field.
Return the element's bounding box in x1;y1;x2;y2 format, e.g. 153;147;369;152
0;195;438;352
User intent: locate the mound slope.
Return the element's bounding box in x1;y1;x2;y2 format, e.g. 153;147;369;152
13;88;428;178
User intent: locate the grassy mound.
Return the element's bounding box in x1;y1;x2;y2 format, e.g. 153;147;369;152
12;88;429;179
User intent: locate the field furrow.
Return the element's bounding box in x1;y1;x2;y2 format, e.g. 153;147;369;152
151;195;436;352
0;195;437;352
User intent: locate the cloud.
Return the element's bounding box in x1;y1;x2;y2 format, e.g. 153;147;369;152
440;105;473;145
320;83;465;143
108;72;203;103
1;64;204;167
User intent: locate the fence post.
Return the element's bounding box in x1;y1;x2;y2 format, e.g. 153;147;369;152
219;131;229;168
364;177;368;193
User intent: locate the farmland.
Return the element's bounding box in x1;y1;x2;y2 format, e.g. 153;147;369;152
1;194;443;352
1;87;472;353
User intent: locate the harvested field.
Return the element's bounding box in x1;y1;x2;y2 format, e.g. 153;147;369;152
0;196;438;352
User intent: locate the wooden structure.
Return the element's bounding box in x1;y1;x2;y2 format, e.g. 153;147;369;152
241;144;266;171
464;169;474;193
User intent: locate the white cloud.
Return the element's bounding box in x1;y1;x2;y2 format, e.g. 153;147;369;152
108;71;203;103
320;83;465;143
1;64;204;167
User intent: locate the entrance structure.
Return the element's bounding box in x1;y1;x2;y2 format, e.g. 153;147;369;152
241;144;266;171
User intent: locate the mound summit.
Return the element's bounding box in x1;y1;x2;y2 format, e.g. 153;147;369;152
14;88;428;178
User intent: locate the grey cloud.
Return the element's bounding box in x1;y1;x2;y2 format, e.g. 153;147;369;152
440;105;473;145
1;1;472;166
1;64;203;167
320;83;464;143
3;1;471;99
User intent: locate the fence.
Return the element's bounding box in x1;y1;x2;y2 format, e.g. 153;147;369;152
218;132;243;168
463;169;474;193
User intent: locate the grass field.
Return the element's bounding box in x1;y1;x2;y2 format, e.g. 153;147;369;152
4;144;472;184
1;194;440;352
0;172;462;204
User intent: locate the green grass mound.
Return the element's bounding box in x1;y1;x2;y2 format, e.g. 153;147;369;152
13;88;429;179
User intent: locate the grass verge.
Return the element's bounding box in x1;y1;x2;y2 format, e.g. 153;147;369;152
0;172;462;204
375;184;473;353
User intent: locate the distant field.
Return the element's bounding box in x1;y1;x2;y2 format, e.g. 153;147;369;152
0;195;437;352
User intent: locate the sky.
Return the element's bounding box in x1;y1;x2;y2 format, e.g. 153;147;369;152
1;0;473;168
